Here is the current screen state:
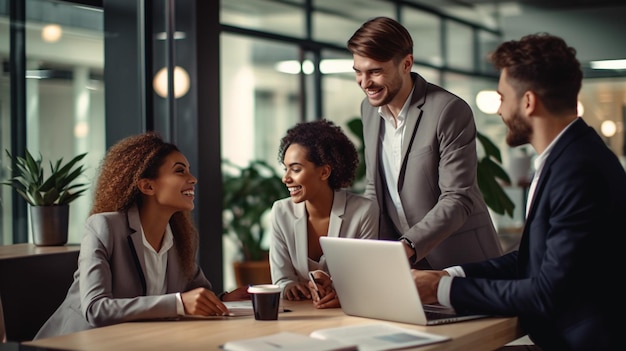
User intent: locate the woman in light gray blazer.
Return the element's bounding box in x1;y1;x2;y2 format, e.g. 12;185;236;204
270;119;379;309
35;132;248;339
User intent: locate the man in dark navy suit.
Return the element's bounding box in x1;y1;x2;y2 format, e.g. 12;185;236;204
411;33;625;351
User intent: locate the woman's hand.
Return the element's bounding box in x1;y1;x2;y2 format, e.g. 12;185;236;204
283;281;311;301
181;287;229;316
308;270;340;309
221;286;251;301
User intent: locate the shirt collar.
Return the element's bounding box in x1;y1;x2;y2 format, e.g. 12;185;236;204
533;117;579;171
141;223;174;255
377;86;415;124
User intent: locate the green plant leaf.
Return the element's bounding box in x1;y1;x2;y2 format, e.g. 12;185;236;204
2;149;88;206
222;159;288;261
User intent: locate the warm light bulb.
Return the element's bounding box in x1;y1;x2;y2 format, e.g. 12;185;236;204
42;24;63;43
601;120;617;137
475;90;500;114
153;66;190;98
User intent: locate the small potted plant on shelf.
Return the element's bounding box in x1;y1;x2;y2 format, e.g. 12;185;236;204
2;149;88;246
222;159;287;286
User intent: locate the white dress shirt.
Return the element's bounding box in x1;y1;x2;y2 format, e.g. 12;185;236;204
141;223;185;315
378;87;415;234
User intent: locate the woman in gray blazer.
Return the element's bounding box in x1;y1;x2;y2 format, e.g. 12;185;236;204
269;119;379;309
35;132;248;339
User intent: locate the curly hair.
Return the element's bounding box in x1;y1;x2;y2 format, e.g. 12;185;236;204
90;131;198;278
490;33;582;115
278;119;358;190
347;16;413;63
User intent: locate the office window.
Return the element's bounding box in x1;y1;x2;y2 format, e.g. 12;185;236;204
0;1;11;244
312;0;394;46
220;33;300;169
221;0;305;39
220;33;302;288
403;9;442;67
478;30;500;75
445;20;473;71
320;49;362;151
0;0;105;245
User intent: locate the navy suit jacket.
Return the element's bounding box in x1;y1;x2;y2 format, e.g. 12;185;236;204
450;118;625;350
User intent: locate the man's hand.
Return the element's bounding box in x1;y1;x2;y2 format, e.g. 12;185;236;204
410;269;449;304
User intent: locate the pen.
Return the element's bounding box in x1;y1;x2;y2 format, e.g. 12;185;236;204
309;271;322;299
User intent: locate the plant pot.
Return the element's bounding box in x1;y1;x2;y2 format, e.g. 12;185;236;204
233;260;272;287
29;205;69;246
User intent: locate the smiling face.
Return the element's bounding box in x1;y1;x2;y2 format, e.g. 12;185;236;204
145;151;197;211
281;143;330;204
497;69;533;147
352;53;411;108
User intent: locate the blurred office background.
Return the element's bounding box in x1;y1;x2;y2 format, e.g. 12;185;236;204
1;0;625;292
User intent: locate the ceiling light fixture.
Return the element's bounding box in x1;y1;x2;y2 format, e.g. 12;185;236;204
155;31;187;40
275;59;353;75
590;59;626;70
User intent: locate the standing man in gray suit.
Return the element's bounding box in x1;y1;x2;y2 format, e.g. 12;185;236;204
347;17;502;269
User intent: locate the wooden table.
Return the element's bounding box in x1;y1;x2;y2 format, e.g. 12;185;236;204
25;300;521;351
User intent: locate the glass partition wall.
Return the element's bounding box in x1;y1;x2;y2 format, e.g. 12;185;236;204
0;0;105;245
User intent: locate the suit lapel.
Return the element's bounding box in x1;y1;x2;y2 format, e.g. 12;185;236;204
519;118;588;267
398;73;427;191
524;118;587;223
327;190;346;238
126;206;147;296
293;202;310;276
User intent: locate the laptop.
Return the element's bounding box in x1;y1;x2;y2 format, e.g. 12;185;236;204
319;236;488;325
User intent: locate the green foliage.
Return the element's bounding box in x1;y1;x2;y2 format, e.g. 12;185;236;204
476;132;515;217
345;117;514;218
2;149;88;206
222;159;288;261
346;118;366;185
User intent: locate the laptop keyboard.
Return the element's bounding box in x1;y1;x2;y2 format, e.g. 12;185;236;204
423;304;457;320
425;310;455;320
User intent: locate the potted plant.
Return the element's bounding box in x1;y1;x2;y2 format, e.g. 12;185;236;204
222;159;287;286
2;149;88;246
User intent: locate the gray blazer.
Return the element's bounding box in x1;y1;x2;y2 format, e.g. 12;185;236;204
361;72;502;269
269;190;378;292
34;206;212;339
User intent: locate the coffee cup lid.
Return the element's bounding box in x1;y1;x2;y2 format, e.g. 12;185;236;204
247;284;281;294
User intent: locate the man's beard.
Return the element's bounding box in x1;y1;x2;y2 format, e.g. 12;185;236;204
505;110;532;147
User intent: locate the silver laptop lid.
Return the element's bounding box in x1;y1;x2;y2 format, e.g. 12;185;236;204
320;237;428;325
